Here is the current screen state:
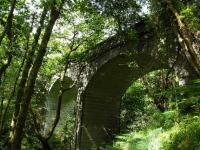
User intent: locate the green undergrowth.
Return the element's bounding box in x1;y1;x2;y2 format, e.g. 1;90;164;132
101;78;200;150
101;113;200;150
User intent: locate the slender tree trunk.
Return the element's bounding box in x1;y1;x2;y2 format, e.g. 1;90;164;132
31;78;66;150
10;1;65;149
44;63;69;140
2;13;35;136
30;30;82;150
32;62;80;150
41;139;52;150
0;88;5;130
12;7;48;131
0;52;13;85
0;0;17;85
164;0;200;76
30;108;52;150
0;36;29;135
141;75;168;112
0;0;16;45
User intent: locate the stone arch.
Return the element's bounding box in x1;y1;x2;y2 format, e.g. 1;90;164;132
61;22;197;150
71;22;173;149
78;52;169;149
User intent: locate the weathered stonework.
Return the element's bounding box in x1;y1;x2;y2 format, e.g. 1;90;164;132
48;22;197;150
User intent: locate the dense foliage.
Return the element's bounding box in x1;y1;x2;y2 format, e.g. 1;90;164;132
0;0;199;149
101;72;200;150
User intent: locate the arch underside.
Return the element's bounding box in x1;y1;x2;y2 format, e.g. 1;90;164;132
80;54;168;149
70;22;197;149
44;21;198;149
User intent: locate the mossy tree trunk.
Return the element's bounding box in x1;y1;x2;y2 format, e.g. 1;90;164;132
11;6;48;139
164;0;200;76
9;1;65;149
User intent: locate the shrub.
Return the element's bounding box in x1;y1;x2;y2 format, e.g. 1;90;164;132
168;118;200;150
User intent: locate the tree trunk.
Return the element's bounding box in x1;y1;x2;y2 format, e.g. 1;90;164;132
0;52;13;85
40;139;52;150
30;108;53;150
164;0;200;76
0;0;16;45
30;31;81;150
1;14;35;129
0;42;28;135
9;1;65;149
0;0;17;85
12;7;48;131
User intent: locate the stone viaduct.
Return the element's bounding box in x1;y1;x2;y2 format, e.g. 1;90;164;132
46;22;197;150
